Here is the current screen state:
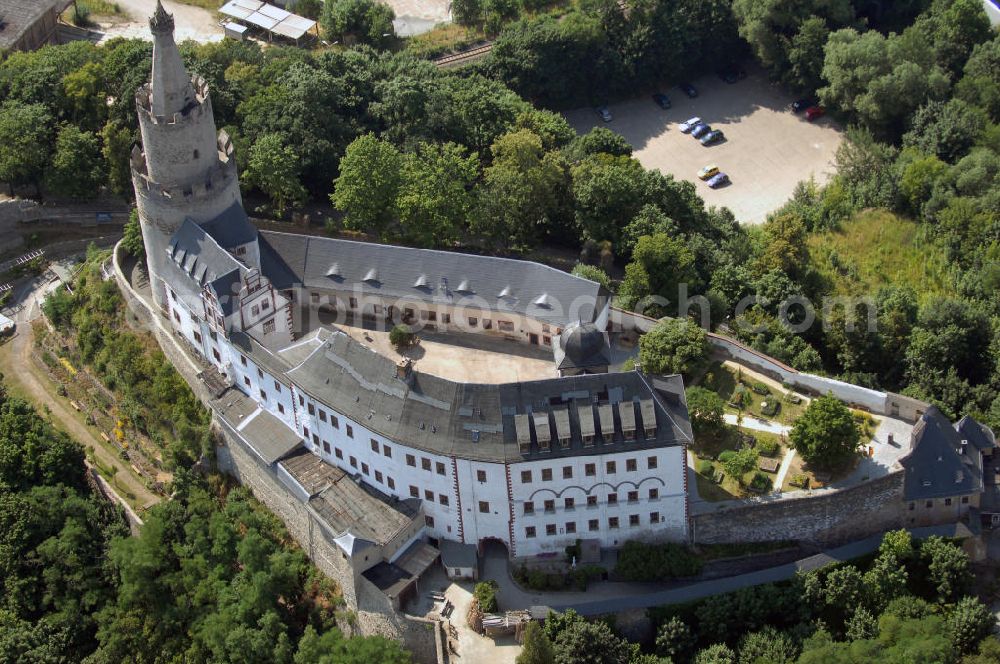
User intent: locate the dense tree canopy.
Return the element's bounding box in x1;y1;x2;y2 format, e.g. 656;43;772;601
788;394;861;470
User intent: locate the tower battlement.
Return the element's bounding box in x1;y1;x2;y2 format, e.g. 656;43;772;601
135;76;211;125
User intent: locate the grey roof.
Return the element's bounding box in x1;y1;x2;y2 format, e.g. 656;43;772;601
259;235;298;289
553;322;611;370
0;0;67;50
200;200;257;249
258;230;607;327
901;407;984;501
230;330;293;379
166;218;245;314
280;448;420;547
284;329;692;463
956;416;996;452
213;390;302;464
440;540;478;569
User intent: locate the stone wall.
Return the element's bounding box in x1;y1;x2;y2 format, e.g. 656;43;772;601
692;472;905;546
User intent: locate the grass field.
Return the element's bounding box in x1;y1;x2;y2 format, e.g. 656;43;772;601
807;210;951;300
698;360;808;425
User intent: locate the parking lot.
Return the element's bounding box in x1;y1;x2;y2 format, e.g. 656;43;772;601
564;67;844;224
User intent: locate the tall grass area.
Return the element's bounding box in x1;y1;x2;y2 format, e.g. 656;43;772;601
807;210;951;301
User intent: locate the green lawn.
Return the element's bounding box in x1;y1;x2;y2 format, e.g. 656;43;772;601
807;209;951;301
698;361;807;425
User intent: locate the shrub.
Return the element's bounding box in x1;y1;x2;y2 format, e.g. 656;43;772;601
750;381;770;395
615;541;703;581
756;438;780;457
718;450;736;463
748;472;772;494
571;263;611;290
389;324;415;349
697;459;714;476
789;473;809;488
474;580;499;613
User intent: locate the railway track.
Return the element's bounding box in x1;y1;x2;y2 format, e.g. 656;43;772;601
432;42;494;68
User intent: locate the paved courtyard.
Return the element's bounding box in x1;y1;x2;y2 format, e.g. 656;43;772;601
564;67;844;224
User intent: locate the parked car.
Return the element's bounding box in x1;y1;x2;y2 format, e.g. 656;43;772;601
679;116;701;133
680;82;698;98
698;164;719;180
707;172;730;188
700;129;725;145
791;98;814;113
652;93;671;109
805;106;825;121
691;123;712;139
596;106;612;122
718;66;747;84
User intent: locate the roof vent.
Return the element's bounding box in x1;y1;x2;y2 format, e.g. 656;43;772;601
457;279;472;292
413;274;429;288
431;425;437;433
471;430;480;443
363;268;379;283
326;263;341;278
498;286;512;298
533;293;551;307
419;421;425;430
955;470;964;483
922;479;932;487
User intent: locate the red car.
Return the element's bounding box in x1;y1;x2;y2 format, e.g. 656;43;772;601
805;106;825;121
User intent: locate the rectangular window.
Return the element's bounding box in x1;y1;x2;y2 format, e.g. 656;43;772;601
428;311;437;322
173;311;181;323
346;425;353;438
587;495;598;507
387;477;395;490
410;486;419;498
277;403;285;415
609;517;619;529
649;488;659;500
335;448;343;460
323;441;330;454
606;461;616;474
543;336;551;346
483;319;493;330
524;502;534;515
962;496;970;504
425;489;434;501
497;320;514;332
564;497;575;510
442;313;451;324
562;466;573;479
589;519;599;532
251;304;260;317
477;470;487;482
298;394;303;406
383;445;391;458
479;501;490;513
243;376;251;387
407;454;416;467
308;403;315;416
436;462;446;476
521;470;532;483
425;516;435;528
944;497;952;506
311;433;319;446
371;439;379;452
422;458;431;471
361;463;369;475
566;522;576;534
350;456;357;468
585;463;596;477
331;415;339;429
468;317;478;327
349;297;357;309
650;512;660;524
629;514;640;526
257;368;264;379
210;329;218;341
544;499;555;513
303;426;309;439
627;491;639;503
193;330;202;343
525;526;536;538
546;524;557;536
375;470;383;483
212;348;221;362
275;381;282;393
318;408;326;421
647;456;658;469
542;468;552;481
926;500;933;508
608;494;618;505
262;319;275;334
626;459;637;472
439;494;449;506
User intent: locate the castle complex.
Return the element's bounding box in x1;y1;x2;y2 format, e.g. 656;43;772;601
130;2;691;602
125;2;997;633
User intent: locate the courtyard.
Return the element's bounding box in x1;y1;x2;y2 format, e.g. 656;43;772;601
564;66;844;224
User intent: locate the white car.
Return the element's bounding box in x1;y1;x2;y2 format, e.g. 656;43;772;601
679;116;701;133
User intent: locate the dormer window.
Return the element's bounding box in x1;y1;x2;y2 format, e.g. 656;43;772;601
193;149;199;159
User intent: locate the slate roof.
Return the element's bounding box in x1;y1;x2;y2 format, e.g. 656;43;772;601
440;540;477;569
901;407;985;501
200;200;257;249
284;329;692;463
552;321;611;370
956;416;996;452
213;390;302;464
0;0;67;50
258;230;608;327
165;218;245;314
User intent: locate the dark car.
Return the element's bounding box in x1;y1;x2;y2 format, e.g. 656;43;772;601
791;98;814;113
691;123;711;139
652;93;671;110
700;129;725;145
805;106;826;121
718;66;747;84
680;83;698;98
707;172;730;188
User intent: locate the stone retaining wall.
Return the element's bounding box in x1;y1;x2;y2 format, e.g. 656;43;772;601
692;471;905;546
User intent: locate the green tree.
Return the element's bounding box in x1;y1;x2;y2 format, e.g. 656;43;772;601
332;134;403;239
293;626;411;663
638;318;710;376
563;127;633;162
685;386;726;437
655;616;695;661
946;596;994;657
101;120;135;197
618;233;698;316
722;446;759;485
397;142;478;247
244;133;307;216
846;606;878;641
571;154;647;248
694;643;736;664
46;124;104;200
789;394;861;470
902;99;986;163
551;619;634;664
518;621;555;664
571;264;611;290
290;0;323;19
621;205;677;257
955;33;1000;121
122;209;145;260
736;626;797;664
320;0;395;46
451;0;483;25
920;536;972;603
0;102;52;194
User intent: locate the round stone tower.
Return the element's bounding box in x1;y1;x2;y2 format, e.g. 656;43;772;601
131;1;243;310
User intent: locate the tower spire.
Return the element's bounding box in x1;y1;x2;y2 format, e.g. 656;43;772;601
148;0;194;118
